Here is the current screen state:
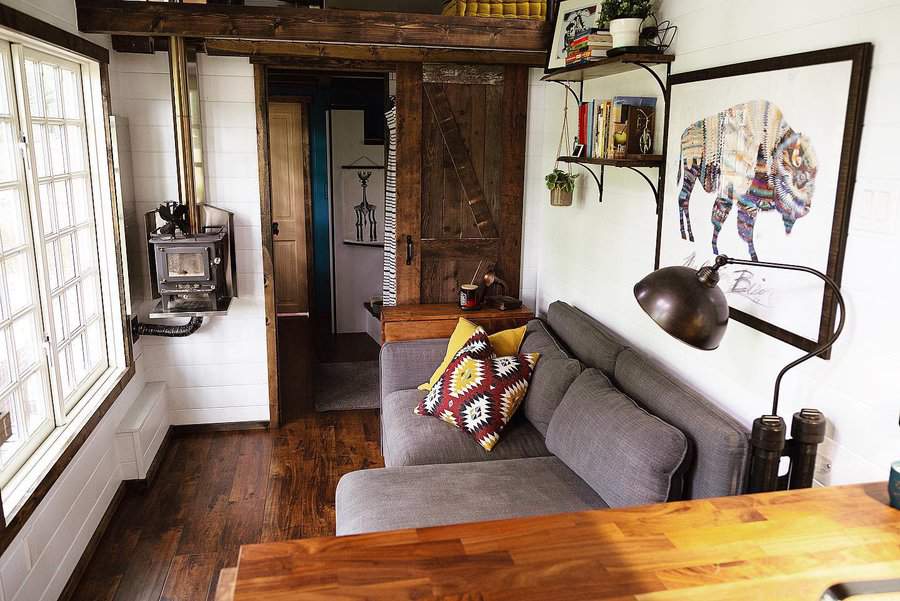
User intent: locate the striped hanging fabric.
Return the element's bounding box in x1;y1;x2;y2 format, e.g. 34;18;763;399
382;104;398;305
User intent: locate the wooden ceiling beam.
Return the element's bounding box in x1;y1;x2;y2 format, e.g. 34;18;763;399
76;0;550;52
206;39;544;66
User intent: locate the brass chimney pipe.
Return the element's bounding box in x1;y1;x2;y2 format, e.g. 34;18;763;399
168;36;200;234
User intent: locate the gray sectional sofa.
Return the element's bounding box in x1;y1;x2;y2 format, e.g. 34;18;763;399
335;301;750;536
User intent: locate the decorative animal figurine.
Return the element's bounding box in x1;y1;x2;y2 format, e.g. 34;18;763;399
675;100;818;261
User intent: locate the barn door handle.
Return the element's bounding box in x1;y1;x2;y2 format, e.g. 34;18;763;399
405;235;413;265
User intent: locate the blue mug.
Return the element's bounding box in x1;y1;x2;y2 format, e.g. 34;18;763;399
891;461;900;509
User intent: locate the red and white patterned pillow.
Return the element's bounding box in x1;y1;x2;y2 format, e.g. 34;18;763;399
415;328;540;451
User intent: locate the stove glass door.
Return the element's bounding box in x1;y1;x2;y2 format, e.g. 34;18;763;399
164;247;210;280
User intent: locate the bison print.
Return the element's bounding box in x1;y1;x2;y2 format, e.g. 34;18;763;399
675;100;818;261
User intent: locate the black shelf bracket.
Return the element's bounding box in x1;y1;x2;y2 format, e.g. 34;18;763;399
552;80;581;104
569;161;604;204
567;161;659;209
626;61;667;95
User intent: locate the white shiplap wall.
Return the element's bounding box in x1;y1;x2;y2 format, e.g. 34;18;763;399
0;6;162;601
110;52;269;426
522;0;900;486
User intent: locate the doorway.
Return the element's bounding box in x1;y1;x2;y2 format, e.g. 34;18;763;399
260;66;390;424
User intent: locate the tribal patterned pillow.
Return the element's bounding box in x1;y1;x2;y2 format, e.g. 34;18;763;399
415;328;540;451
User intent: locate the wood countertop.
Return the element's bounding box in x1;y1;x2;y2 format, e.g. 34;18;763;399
229;482;900;600
380;303;534;343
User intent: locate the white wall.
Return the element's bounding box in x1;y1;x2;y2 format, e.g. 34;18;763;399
329;110;385;334
523;0;900;486
110;52;269;426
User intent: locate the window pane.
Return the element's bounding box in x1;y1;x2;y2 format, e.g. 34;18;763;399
80;275;98;321
4;253;31;314
61;69;78;119
57;346;72;396
71;176;89;224
0;392;25;466
45;241;59;290
66;125;84;172
21;372;48;434
52;294;65;340
53;180;71;230
0;329;11;390
0;60;9;116
86;320;102;367
76;227;94;273
71;333;86;382
31;123;48;177
0;121;17;184
11;313;38;372
0;189;25;251
47;124;65;175
38;182;55;235
64;284;80;332
40;63;60;118
24;60;42;118
59;233;76;283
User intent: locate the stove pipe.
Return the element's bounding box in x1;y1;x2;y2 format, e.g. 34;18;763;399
168;36;204;234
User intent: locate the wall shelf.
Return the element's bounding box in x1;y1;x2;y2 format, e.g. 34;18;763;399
545;53;674;210
542;53;674;86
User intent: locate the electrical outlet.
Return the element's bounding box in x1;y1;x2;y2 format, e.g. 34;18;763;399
852;187;897;236
814;452;833;486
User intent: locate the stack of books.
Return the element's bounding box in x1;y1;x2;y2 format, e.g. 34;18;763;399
576;96;658;159
565;32;614;65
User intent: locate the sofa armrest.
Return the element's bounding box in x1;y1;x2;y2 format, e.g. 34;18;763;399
380;338;448;402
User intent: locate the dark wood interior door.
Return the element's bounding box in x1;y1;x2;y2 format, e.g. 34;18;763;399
395;63;528;304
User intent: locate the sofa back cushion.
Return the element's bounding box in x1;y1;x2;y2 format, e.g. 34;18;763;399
614;348;749;499
547;301;626;378
546;369;689;507
520;320;583;436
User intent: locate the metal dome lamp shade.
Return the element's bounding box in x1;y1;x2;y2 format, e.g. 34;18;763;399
634;255;846;494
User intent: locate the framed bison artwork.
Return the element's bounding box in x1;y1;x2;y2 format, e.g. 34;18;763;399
656;44;872;355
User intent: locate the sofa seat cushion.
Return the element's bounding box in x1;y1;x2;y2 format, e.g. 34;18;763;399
383;389;551;467
336;456;607;535
547;369;690;508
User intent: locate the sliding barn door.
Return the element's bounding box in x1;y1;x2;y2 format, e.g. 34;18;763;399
395;63;528;304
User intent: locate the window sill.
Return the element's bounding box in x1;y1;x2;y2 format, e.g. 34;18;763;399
0;362;135;549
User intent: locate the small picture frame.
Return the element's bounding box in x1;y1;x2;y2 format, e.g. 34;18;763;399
571;141;585;158
546;0;600;71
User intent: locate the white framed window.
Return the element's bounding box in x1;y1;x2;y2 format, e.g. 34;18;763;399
0;31;126;499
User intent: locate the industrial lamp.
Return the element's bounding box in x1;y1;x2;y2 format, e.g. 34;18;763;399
634;255;846;493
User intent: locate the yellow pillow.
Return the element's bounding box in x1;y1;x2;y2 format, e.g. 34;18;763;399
419;318;527;391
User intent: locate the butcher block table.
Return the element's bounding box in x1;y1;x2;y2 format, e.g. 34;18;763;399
380;303;534;343
225;483;900;600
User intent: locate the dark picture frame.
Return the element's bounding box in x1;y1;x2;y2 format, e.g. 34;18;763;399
656;43;872;356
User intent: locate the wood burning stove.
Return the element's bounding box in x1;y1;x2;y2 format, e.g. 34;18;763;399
145;204;237;318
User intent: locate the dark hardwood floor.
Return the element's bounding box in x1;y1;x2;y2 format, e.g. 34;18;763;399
70;411;383;601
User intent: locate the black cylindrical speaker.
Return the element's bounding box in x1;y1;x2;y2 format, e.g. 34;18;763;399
787;408;826;489
748;415;786;493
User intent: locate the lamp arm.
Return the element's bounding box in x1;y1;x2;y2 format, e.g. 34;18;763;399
718;256;846;416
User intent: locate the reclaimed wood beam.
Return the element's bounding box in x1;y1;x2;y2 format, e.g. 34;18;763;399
205;39;546;66
75;0;550;51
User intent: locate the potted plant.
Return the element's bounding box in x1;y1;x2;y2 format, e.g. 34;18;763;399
545;168;579;206
599;0;653;49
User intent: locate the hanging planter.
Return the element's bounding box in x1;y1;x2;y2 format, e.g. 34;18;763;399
599;0;653;48
546;169;579;206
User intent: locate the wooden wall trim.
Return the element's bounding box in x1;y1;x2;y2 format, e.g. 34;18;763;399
498;65;528;296
394;64;423;304
0;3;108;63
75;0;549;51
255;64;281;429
205;39;545;66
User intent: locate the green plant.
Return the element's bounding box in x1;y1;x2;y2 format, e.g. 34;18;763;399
598;0;653;24
545;169;579;193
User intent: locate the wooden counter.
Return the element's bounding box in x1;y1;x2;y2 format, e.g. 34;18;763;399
229;482;899;600
380;303;534;343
